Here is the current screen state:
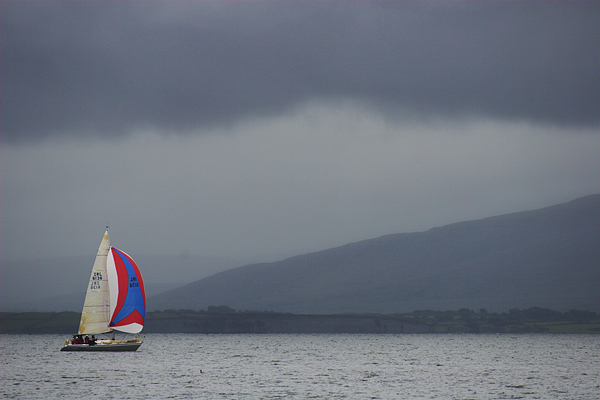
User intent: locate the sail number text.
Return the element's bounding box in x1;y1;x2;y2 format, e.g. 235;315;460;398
129;276;140;288
90;271;102;290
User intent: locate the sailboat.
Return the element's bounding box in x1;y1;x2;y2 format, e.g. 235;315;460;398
61;227;145;351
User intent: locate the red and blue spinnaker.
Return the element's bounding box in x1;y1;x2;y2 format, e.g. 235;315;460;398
107;247;145;333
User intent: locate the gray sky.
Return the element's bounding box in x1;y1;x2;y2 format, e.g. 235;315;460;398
2;1;599;267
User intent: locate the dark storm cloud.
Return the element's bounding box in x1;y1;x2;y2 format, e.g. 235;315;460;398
2;1;599;143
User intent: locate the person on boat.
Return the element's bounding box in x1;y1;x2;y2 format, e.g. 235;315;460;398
90;335;96;345
84;336;90;344
71;335;76;345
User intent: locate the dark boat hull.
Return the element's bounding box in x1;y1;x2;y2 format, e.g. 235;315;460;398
60;341;142;352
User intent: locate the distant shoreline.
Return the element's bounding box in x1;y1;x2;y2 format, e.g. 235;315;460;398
1;307;599;334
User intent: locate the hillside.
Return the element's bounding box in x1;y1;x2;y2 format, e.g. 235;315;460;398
149;195;600;314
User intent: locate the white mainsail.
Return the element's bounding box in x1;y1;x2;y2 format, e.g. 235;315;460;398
78;229;112;335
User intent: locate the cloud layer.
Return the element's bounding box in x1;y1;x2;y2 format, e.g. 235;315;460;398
3;2;599;143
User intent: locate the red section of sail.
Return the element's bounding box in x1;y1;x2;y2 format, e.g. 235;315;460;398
109;248;129;325
110;309;144;327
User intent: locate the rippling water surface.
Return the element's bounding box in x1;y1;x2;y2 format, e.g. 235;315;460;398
2;334;598;399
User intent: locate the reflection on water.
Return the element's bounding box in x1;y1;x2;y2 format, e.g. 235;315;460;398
1;333;599;399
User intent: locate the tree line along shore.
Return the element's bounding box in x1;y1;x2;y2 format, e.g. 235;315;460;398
1;307;599;334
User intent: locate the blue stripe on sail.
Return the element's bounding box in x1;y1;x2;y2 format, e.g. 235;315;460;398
110;250;145;327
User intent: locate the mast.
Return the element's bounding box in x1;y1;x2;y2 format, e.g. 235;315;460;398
78;227;112;334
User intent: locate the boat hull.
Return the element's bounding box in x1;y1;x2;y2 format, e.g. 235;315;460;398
60;341;142;352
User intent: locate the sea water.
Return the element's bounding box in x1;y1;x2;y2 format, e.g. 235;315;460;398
1;334;598;399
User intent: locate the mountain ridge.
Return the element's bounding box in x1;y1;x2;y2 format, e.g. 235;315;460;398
149;194;600;313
